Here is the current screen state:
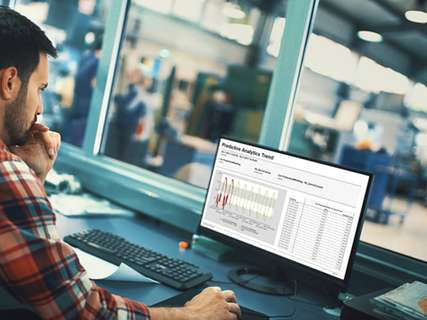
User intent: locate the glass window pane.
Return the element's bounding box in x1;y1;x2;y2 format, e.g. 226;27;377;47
201;0;227;32
354;56;410;94
305;34;358;84
15;0;112;148
173;0;205;22
287;0;427;262
267;17;285;57
134;0;173;14
201;0;257;45
405;83;427;112
101;0;287;188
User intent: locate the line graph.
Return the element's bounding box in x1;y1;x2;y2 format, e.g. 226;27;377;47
214;174;278;220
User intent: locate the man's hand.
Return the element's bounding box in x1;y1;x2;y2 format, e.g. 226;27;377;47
183;287;241;320
10;125;61;183
149;287;241;320
31;123;61;159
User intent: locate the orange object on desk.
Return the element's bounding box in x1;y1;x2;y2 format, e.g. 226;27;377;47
179;241;189;250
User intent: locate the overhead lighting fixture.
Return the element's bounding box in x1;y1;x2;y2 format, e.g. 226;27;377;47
357;30;383;43
223;2;246;19
405;10;427;24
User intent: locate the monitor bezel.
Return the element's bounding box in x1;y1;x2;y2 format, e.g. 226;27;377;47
197;137;373;288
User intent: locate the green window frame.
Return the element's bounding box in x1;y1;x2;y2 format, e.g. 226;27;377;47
54;0;319;232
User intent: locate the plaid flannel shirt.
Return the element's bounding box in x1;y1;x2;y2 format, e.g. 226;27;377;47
0;139;150;319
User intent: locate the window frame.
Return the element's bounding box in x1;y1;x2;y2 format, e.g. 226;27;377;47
55;0;319;232
82;0;129;155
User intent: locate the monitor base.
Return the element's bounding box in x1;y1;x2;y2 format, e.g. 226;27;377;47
228;266;296;296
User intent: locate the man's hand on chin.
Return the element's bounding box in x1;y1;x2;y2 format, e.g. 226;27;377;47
10;125;61;183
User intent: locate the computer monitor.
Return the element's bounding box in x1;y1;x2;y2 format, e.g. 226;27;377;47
198;138;372;291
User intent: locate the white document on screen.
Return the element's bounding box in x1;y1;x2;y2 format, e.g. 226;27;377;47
73;248;159;283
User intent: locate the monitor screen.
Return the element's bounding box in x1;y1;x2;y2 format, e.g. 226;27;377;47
199;138;372;284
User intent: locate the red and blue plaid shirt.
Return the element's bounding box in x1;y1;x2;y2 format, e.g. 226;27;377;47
0;139;150;319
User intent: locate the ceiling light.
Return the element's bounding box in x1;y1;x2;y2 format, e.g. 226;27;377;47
357;30;383;43
405;10;427;24
223;3;246;19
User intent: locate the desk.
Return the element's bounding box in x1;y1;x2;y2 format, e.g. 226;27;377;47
56;213;338;319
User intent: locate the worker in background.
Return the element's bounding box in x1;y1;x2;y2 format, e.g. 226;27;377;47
63;37;102;147
106;66;154;166
0;6;241;320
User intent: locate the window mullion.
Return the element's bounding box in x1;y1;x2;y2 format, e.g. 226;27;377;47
82;0;129;155
259;0;319;150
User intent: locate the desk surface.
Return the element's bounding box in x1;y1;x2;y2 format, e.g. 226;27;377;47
57;214;337;320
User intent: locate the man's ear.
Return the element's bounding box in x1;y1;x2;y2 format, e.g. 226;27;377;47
0;67;21;101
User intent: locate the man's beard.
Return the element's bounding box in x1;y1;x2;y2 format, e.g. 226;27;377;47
4;84;34;146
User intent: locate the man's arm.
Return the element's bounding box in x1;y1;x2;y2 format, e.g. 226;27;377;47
4;128;241;320
0;158;151;319
0;160;241;320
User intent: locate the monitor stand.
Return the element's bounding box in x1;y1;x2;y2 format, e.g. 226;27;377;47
228;266;296;296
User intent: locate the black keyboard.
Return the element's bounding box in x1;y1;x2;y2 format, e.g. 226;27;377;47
64;229;212;290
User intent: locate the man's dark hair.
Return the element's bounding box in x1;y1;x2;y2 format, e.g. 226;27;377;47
0;6;57;84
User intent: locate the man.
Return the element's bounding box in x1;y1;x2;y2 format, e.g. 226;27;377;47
107;66;153;166
0;6;241;320
64;37;102;146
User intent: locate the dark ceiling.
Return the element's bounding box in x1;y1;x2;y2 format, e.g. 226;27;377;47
321;0;427;77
